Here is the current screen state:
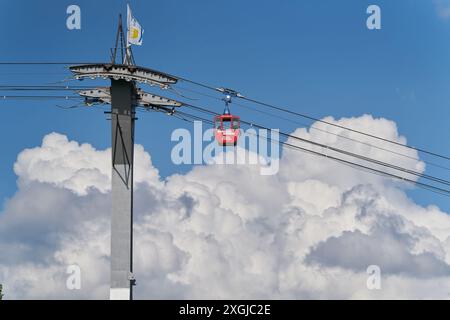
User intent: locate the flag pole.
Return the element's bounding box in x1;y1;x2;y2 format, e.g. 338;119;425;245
124;4;135;66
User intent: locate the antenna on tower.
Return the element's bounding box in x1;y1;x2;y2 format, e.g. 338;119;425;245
110;14;135;65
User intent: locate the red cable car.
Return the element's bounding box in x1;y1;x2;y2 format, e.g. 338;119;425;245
214;92;240;146
214;114;240;146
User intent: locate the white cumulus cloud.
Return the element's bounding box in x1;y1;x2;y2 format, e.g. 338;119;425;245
0;115;450;300
435;0;450;19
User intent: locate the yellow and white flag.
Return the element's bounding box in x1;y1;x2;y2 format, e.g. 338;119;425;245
127;4;143;46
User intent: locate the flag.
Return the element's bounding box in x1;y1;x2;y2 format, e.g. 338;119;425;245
127;4;143;46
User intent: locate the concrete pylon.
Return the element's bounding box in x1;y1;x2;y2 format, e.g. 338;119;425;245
109;79;137;300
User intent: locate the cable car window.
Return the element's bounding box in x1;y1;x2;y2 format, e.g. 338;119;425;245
222;118;231;129
232;119;239;129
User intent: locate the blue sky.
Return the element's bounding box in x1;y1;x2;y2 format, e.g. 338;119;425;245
0;0;449;212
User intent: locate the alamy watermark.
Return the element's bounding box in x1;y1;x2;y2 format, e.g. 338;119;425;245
66;264;81;290
366;265;381;290
66;5;81;30
171;121;280;176
367;5;381;30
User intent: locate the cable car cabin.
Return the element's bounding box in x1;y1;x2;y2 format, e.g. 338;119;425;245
214;114;240;146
